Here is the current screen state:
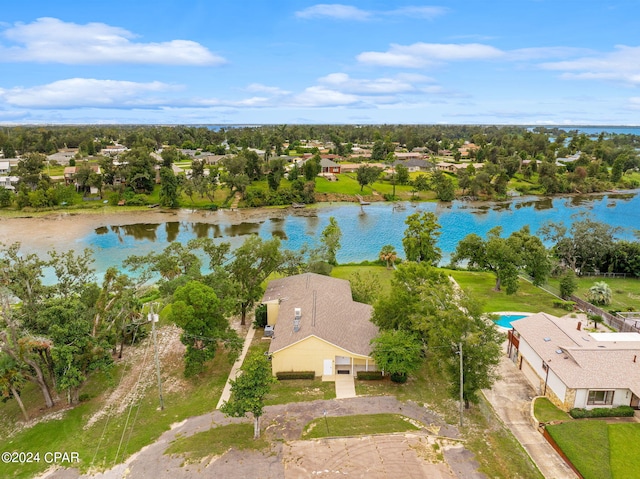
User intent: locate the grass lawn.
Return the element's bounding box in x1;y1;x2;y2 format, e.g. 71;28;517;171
447;269;568;315
609;423;640;478
331;264;396;298
314;174;369;195
533;397;572;423
0;328;234;478
164;423;269;464
301;413;420;439
546;420;612;479
547;276;640;312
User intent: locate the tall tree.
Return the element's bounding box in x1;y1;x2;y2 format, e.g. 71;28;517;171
168;281;239;377
402;212;442;265
159;167;180;208
226;236;282;325
220;351;275;439
320;217;342;265
356;165;382;192
379;244;398;270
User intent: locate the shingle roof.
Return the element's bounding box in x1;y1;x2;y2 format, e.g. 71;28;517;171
263;273;378;357
513;313;640;395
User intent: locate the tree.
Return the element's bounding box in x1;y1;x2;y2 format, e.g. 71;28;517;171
356;165;382;192
379;244;397;270
371;330;422;383
226;236;282;325
168;281;239;377
402;212;442;265
559;270;578;299
159;167;180;208
320;217;342;265
303;154;321;181
587;281;612;306
431;170;455;201
452;226;550;294
540;217;619;274
348;271;380;305
122;147;156;193
0;353;29;420
395;164;410;185
428;296;502;408
220;351;275;439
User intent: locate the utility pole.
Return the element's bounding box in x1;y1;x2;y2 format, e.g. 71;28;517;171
149;303;164;410
459;341;464;427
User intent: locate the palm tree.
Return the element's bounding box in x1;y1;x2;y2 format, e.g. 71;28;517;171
379;245;398;270
587;281;612;306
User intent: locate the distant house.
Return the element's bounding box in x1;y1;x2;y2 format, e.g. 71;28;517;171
436;162;483;173
0;160;10;175
392;158;433;173
100;144;128;156
0;176;19;190
47;150;78;165
320;158;341;175
262;273;379;377
508;312;640;411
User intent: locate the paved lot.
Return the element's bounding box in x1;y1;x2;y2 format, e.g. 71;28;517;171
283;434;479;479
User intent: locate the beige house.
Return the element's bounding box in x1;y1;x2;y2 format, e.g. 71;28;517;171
508;312;640;411
262;273;378;377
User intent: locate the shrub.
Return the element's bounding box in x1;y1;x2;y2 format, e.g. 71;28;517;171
276;371;315;380
390;372;408;383
570;406;635;419
553;300;576;311
253;304;267;328
357;371;383;380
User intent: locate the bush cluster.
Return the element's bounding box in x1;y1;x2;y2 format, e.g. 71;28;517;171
553;300;576;311
356;371;383;380
276;371;315;380
569;405;635;418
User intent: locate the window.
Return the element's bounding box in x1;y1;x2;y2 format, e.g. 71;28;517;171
587;390;614;405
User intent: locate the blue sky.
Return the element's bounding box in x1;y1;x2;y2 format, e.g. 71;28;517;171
1;1;640;125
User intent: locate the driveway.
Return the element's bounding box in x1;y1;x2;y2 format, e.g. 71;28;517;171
482;354;578;479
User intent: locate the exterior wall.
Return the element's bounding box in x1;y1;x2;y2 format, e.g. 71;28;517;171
271;336;374;376
265;301;279;326
573;388;632;410
517;338;567;406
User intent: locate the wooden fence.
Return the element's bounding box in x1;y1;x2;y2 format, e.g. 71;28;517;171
570;296;640;333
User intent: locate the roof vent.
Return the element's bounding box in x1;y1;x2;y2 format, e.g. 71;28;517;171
295;307;301;319
293;308;301;332
543;337;551;342
555;349;563;354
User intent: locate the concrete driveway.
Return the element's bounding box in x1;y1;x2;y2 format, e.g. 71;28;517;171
482;354;578;479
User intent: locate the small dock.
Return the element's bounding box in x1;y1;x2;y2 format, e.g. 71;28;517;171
356;195;370;205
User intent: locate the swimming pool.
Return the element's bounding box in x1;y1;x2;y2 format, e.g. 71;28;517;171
494;314;528;329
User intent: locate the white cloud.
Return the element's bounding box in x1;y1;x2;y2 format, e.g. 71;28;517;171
0;78;176;108
0;17;224;65
296;4;447;21
293;86;361;107
540;45;640;85
358;42;504;67
387;6;448;19
318;73;418;94
245;83;291;95
295;4;371;21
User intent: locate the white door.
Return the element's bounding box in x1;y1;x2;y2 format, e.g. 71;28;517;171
323;359;333;376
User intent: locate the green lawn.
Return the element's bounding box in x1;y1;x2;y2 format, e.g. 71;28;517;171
546;421;613;479
331;264;396;298
301;413;420;439
164;423;269;464
448;270;568;315
314;174;369;195
609;423;640;478
533;397;572;423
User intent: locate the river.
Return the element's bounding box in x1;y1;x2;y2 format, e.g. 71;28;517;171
66;192;639;277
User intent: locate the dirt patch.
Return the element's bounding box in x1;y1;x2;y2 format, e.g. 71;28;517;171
283;434;459;479
85;325;185;429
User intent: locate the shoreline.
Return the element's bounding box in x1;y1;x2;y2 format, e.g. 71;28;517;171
0;190;636;255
